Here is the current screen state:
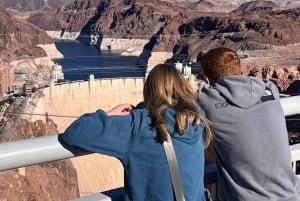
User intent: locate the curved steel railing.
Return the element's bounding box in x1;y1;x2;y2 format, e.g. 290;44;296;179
0;95;300;200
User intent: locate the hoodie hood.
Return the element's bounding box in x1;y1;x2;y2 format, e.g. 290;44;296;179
161;108;204;143
212;75;272;108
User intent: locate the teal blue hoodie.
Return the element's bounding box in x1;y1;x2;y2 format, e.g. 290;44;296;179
59;108;206;201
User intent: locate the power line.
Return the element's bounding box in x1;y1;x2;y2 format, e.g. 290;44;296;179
3;110;300;121
17;112;79;118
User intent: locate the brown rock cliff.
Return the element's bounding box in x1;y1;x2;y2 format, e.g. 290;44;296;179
0;118;80;200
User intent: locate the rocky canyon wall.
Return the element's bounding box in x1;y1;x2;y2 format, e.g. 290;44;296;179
0;119;80;201
45;31;171;67
46;31;149;56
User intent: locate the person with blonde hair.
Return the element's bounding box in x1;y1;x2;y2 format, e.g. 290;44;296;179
59;63;212;201
198;47;300;201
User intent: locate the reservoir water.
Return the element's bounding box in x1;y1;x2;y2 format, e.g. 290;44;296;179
53;40;146;81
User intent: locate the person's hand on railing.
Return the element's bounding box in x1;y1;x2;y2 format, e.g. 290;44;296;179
106;103;134;116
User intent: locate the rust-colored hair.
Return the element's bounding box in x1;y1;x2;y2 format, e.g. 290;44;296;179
143;64;212;147
201;47;241;83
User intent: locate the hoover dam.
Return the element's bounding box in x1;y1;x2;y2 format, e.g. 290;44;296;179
24;75;145;196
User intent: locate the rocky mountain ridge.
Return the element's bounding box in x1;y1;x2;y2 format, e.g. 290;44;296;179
0;5;53;62
26;0;300;53
163;0;300;11
0;0;73;11
206;0;300;9
26;1;300;75
3;0;299;13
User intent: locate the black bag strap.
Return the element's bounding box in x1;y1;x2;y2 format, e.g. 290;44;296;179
260;87;275;102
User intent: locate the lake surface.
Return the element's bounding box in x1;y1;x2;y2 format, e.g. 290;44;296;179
53;40;146;81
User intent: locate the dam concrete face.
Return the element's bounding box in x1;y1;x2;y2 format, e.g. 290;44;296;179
27;77;144;196
33;77;144;132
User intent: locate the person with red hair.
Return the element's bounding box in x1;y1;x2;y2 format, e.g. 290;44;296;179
198;47;300;201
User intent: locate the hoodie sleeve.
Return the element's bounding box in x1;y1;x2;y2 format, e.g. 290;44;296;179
58;110;135;161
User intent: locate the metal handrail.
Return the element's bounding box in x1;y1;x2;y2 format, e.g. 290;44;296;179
280;95;300;116
0;134;90;171
0;95;299;201
0;95;299;171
